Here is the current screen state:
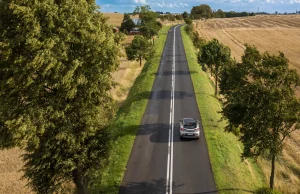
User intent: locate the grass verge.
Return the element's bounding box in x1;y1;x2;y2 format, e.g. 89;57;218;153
180;26;267;193
91;26;171;194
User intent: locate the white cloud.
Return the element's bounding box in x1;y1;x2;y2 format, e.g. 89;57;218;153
133;0;148;4
152;1;189;8
179;2;189;7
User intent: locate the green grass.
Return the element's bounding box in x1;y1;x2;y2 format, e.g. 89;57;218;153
181;27;267;193
91;26;171;194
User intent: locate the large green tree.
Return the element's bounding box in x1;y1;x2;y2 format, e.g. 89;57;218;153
134;5;161;44
198;39;231;96
219;45;300;190
191;4;213;19
120;13;135;34
0;0;121;193
125;35;152;66
182;11;189;19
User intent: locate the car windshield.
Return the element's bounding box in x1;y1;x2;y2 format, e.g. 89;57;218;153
183;119;197;129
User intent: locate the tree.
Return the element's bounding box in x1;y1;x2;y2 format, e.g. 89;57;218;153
0;0;121;193
214;9;226;18
125;35;152;66
184;18;193;25
134;6;161;44
192;31;206;50
191;4;213;19
198;39;231;96
182;11;189;19
219;45;300;190
175;14;183;21
120;13;135;34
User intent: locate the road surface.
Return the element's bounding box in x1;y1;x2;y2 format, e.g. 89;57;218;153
119;25;217;194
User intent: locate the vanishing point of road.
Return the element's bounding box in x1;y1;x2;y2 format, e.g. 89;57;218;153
119;25;217;194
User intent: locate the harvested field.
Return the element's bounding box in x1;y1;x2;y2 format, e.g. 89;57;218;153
195;15;300;73
195;15;300;193
103;12;139;27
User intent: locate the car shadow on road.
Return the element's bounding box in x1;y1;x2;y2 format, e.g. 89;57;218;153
119;178;185;194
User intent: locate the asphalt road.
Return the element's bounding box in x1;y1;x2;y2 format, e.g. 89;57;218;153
119;25;217;194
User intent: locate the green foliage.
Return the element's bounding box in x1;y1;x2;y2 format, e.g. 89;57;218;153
198;39;231;96
219;44;300;189
0;0;121;193
125;35;152;66
184;18;193;25
191;31;206;50
175;14;183;20
191;4;213;19
134;6;161;43
120;13;135;34
255;187;282;194
214;9;226;18
182;11;189;19
184;24;193;35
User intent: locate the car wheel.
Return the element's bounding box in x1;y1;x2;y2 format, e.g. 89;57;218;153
180;136;184;140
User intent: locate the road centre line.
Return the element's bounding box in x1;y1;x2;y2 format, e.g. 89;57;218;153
166;25;177;194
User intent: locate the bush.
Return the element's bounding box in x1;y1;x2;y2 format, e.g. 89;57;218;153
184;18;193;25
184;24;193;35
255;187;282;194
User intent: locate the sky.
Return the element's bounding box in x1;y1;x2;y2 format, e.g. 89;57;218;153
96;0;300;14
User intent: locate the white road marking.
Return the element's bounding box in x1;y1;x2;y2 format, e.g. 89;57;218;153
166;25;177;194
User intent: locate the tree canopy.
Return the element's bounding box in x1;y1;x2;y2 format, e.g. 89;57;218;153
0;0;121;193
191;4;213;19
198;38;231;96
182;11;189;19
125;35;152;66
120;13;135;33
219;45;300;189
134;5;161;44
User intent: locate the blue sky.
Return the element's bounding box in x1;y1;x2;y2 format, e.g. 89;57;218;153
96;0;300;14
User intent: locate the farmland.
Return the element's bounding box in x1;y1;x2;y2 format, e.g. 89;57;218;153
195;15;300;73
194;15;300;193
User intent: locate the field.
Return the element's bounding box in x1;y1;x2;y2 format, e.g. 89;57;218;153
103;13;139;27
194;15;300;193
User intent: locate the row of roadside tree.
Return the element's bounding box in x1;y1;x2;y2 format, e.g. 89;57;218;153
185;22;300;193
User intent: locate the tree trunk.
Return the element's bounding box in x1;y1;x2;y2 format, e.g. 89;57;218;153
214;68;218;96
73;169;88;194
152;37;155;45
139;56;142;67
270;154;276;189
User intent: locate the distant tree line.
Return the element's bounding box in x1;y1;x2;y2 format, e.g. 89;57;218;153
190;4;256;19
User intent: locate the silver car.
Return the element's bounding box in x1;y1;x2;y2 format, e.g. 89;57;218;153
179;118;200;140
